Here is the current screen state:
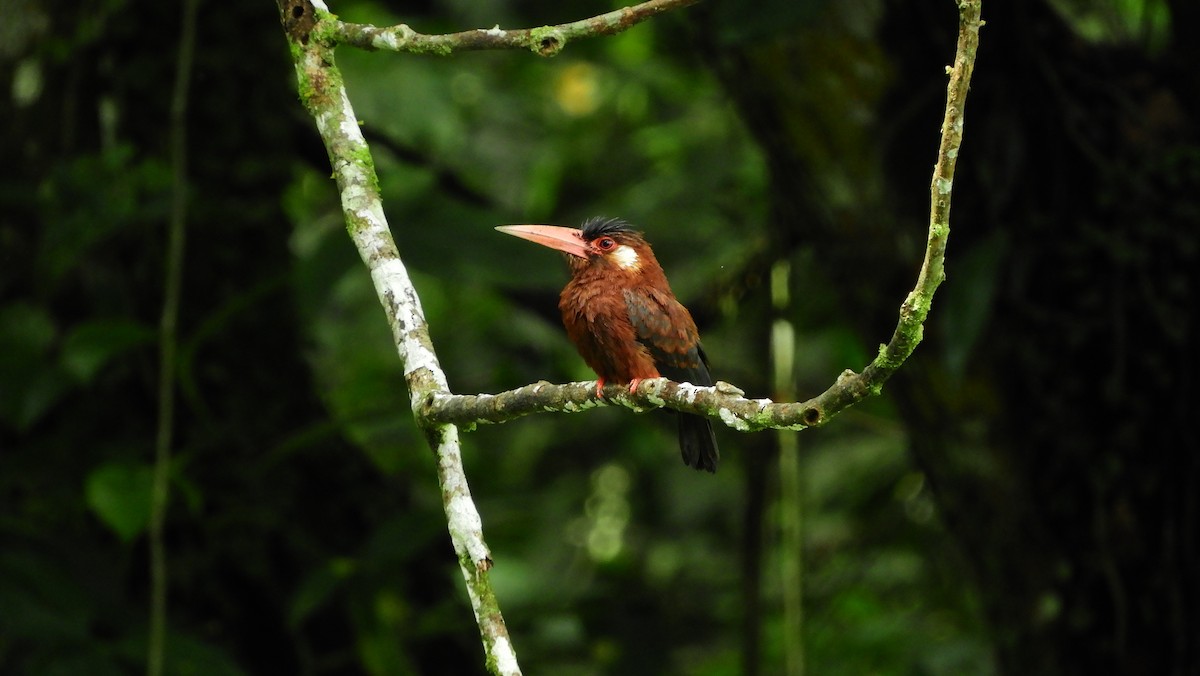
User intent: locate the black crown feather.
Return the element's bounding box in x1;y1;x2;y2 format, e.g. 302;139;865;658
580;216;639;240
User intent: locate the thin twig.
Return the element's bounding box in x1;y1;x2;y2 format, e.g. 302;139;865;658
332;0;700;56
149;0;200;673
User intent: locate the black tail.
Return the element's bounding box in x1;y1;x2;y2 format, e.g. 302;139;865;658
678;413;719;473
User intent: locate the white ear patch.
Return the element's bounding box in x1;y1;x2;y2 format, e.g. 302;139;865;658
612;244;640;270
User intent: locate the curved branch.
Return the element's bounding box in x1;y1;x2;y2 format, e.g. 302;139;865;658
424;0;984;435
331;0;700;56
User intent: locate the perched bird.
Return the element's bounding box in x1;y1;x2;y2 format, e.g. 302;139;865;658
497;217;720;472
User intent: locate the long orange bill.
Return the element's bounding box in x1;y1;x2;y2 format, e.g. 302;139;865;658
495;224;590;259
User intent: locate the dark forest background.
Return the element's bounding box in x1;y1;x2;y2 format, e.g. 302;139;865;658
1;0;1196;674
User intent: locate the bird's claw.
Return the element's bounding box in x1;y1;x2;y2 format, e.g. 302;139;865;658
594;378;644;398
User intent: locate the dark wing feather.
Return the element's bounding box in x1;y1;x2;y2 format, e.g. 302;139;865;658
622;288;712;386
624;287;719;472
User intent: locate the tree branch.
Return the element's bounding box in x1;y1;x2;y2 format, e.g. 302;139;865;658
279;2;528;674
424;0;984;434
424;375;854;432
330;0;701;56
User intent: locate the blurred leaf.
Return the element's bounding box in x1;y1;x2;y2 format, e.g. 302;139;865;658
1046;0;1170;51
353;587;420;676
85;462;154;542
0;302;70;430
0;302;55;352
12;368;73;431
161;631;248;675
940;231;1007;380
36;147;170;288
23;652;125;676
107;629;247;676
289;557;356;628
709;0;838;45
0;550;91;642
60;319;155;384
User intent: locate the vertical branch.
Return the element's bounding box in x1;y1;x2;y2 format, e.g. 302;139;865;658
778;427;804;676
149;0;200;673
771;261;805;676
279;2;519;673
740;442;768;676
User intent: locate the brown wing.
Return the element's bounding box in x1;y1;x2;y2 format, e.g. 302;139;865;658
623;287;719;472
622;287;712;387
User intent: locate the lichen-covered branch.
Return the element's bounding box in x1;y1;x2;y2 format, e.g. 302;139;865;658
278;1;520;674
424;373;863;432
330;0;700;57
873;0;982;372
424;0;983;434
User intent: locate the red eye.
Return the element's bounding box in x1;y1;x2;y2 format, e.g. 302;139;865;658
596;237;616;251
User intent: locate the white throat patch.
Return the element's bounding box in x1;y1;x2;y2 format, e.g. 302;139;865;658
612;244;640;270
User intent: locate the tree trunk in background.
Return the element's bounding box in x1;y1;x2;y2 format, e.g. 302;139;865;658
698;0;1199;673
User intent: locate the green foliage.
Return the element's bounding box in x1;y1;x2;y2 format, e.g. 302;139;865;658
0;307;154;431
1047;0;1171;51
85;461;155;541
938;231;1006;380
0;0;1029;673
0;303;64;430
61;320;157;383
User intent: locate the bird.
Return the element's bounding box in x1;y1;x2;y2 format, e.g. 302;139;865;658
496;216;720;472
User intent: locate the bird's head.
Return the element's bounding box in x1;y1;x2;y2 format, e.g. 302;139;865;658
496;217;655;277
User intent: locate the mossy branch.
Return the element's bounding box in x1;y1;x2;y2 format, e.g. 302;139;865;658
424;377;851;432
329;0;700;56
279;2;520;674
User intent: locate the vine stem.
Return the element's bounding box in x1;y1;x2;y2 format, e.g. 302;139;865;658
149;0;200;673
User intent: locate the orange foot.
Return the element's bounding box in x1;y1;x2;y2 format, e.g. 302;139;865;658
627;378;643;394
595;378;606;399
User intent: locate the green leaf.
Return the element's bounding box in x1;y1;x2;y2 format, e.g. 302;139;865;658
288;557;355;628
0;302;68;430
161;633;247;676
0;302;56;354
85;462;154;542
940;232;1007;380
60;319;155;383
